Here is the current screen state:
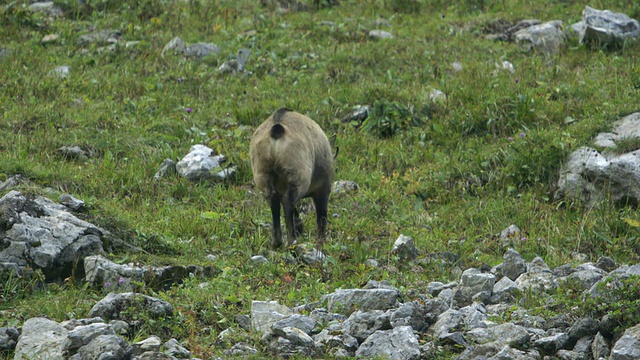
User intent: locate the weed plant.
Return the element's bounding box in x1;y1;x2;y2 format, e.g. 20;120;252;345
1;0;640;358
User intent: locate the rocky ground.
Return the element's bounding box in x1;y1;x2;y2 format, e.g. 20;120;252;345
4;239;640;359
2;180;640;359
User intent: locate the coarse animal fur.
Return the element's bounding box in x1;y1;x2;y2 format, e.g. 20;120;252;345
250;108;334;249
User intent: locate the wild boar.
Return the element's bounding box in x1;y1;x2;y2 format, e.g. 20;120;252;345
250;108;334;249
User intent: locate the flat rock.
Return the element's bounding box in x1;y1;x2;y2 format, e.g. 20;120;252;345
58;194;84;211
224;342;258;357
75;334;132;359
163;338;192;358
84;255;208;291
466;323;530;347
88;292;174;320
175;145;235;182
251;300;293;333
132;336;162;355
272;326;314;347
355;326;420;360
392;234;419;261
267;336;315;358
534;332;568;354
63;322;116;353
369;30;394;39
14;318;68;360
272;314;317;335
325;288;401;314
458;342;540;360
184;43;219;58
430;309;464;339
578;6;640;47
342;310;392;342
313;330;358;356
514;20;565;53
611;323;640;360
390;300;439;332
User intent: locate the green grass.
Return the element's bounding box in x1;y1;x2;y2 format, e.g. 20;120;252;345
609;136;640;154
2;0;640;358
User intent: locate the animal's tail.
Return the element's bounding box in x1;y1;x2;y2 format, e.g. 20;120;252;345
270;107;292;139
270;124;285;139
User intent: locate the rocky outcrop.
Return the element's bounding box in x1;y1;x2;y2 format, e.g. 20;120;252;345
574;6;640;47
514;20;565;53
12;303;189;360
84;255;216;291
0;190;107;281
556;112;640;207
235;249;640;358
7;248;640;359
88;292;174;320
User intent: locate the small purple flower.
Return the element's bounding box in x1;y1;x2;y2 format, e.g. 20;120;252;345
515;78;519;83
104;281;111;288
186;107;192;113
508;137;514;141
118;277;126;286
332;213;339;218
177;77;182;83
520;237;527;242
519;132;526;138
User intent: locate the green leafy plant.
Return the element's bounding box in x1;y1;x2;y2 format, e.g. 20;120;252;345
1;2;40;30
549;275;640;334
361;100;425;138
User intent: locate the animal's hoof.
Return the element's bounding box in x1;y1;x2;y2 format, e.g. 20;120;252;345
271;239;283;250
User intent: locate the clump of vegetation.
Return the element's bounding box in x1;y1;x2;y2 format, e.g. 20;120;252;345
543;275;640;334
361;100;425;138
584;275;640;332
1;2;40;31
611;136;640;155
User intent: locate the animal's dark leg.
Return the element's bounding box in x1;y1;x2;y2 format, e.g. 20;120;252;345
294;207;304;237
269;190;283;249
313;189;330;247
282;184;299;247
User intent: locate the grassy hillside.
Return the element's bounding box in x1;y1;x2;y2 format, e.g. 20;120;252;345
1;0;640;357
